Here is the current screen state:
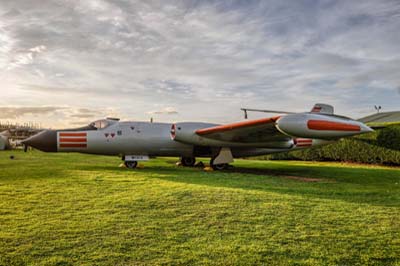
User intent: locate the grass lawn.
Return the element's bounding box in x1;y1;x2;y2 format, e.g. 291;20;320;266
0;151;399;265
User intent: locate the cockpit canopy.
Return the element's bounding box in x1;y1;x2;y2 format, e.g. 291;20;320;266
90;119;110;129
89;118;118;130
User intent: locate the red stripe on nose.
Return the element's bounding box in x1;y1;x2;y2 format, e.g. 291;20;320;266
59;143;87;148
59;132;87;137
59;138;87;143
307;120;360;131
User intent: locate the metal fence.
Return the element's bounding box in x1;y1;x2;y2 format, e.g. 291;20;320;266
0;121;43;141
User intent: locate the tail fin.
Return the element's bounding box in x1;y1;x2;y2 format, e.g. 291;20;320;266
311;103;334;114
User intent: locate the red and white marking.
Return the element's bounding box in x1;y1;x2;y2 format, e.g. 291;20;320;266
170;124;176;140
58;132;87;148
294;138;313;147
311;106;322;113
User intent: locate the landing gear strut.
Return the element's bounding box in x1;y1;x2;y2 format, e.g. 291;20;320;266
180;157;196;167
124;161;138;169
210;158;228;170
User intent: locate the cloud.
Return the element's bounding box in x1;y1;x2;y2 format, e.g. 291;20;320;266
19;84;111;96
65;107;124;128
1;0;400;126
147;107;178;115
70;113;97;119
5;45;47;70
69;108;101;118
0;106;65;119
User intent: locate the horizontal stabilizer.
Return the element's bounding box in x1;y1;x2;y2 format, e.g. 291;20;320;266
240;108;295;115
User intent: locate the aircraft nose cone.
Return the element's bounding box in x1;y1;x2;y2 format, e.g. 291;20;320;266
22;130;58;152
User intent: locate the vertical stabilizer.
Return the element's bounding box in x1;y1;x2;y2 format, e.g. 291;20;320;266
311;103;334;114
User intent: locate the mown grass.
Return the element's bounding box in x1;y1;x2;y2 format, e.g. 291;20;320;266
0;151;399;265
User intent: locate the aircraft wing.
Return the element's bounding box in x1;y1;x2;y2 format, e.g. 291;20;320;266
195;116;290;143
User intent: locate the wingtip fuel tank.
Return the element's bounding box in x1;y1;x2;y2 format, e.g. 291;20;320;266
275;113;373;139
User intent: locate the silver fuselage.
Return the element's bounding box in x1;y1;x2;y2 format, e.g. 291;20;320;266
22;106;373;160
53;121;332;158
81;122;193;156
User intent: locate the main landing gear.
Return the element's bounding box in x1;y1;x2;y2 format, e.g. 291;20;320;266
180;157;196;167
123;154;230;170
210;158;229;170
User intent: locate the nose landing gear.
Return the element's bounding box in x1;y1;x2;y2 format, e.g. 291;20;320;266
124;161;138;169
122;155;149;169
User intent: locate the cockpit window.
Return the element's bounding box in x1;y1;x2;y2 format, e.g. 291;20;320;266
90;119;110;130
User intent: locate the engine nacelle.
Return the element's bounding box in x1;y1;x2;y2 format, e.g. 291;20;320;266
171;122;293;148
276;113;372;139
171;122;216;144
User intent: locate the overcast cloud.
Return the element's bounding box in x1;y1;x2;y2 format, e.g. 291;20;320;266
1;0;400;127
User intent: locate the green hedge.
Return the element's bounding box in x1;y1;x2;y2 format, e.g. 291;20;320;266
377;125;400;151
257;125;400;165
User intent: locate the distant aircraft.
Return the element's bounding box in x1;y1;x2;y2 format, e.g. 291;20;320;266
0;130;11;150
22;104;372;170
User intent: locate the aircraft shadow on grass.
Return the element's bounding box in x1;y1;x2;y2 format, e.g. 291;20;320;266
79;162;400;208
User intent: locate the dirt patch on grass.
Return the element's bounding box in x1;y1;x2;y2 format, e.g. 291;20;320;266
226;167;335;182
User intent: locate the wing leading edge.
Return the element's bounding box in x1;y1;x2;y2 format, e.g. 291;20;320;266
195;116;289;143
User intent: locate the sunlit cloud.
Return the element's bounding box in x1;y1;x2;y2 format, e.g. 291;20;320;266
147;107;178;115
0;106;65;119
0;0;399;127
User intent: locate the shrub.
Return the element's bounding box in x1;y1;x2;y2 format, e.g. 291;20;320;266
256;128;400;165
377;125;400;151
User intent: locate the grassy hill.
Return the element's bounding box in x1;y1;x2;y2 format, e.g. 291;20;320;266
0;151;399;265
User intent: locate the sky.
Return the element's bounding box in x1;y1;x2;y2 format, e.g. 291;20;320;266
1;0;400;128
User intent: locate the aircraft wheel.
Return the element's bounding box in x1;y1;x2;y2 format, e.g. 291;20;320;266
181;157;196;167
210;158;228;170
124;161;138;169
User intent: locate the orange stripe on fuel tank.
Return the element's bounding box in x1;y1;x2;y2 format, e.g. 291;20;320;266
307;120;360;131
196;116;281;135
59;138;87;143
59;143;87;148
59;132;87;137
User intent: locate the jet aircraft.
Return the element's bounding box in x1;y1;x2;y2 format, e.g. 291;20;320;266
22;104;373;170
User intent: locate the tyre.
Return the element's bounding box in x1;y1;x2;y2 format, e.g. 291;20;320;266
210;158;228;170
181;157;196;167
124;161;138;169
